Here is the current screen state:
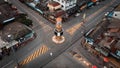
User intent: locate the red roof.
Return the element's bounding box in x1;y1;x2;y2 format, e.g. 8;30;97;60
53;10;65;18
48;1;60;7
92;0;97;2
104;57;109;62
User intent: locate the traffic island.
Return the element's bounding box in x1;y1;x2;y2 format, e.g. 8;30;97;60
52;17;65;44
52;36;65;44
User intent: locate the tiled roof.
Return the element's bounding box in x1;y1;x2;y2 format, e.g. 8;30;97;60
48;1;60;7
107;18;120;28
52;10;65;18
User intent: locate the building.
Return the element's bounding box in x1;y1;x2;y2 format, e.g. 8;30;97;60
76;0;88;11
0;0;35;56
0;0;17;25
104;18;120;59
83;18;120;68
0;22;35;54
47;1;61;12
53;0;77;10
106;4;120;19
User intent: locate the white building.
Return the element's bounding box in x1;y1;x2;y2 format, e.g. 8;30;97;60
53;0;77;10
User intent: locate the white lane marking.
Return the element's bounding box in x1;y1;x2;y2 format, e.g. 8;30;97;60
2;60;14;68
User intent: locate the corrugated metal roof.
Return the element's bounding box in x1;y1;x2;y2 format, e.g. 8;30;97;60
1;22;31;42
114;4;120;11
107;18;120;28
115;40;120;49
88;20;110;40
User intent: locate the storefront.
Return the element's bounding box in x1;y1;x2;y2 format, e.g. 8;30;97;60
95;47;110;56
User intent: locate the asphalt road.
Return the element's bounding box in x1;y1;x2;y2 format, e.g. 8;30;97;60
0;0;120;68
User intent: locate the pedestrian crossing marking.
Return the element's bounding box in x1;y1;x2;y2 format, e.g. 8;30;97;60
20;45;49;65
66;22;83;35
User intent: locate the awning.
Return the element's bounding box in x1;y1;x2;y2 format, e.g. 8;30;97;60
6;40;18;48
95;47;109;56
104;57;109;62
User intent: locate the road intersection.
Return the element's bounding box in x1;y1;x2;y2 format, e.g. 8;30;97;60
0;0;120;68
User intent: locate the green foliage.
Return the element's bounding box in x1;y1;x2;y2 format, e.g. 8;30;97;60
21;19;33;26
16;14;33;27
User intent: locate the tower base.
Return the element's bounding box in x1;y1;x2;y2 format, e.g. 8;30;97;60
52;36;65;44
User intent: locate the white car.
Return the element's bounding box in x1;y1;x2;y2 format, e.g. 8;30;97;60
105;12;109;16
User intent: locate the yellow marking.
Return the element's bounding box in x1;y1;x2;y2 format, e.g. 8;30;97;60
20;45;49;65
34;50;39;58
34;51;38;58
66;0;116;36
41;46;44;54
66;22;83;35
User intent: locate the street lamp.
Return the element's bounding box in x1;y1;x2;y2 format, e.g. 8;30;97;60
82;13;86;24
81;13;86;33
7;34;19;67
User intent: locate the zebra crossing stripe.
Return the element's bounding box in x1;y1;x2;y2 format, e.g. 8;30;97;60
20;45;49;65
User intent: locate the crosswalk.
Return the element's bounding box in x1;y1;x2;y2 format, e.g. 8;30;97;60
20;45;49;65
66;22;83;35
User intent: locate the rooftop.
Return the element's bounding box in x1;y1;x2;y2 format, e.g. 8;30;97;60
88;20;110;40
114;4;120;11
115;40;120;50
0;0;5;5
48;1;60;7
107;18;120;28
0;22;31;42
0;2;16;24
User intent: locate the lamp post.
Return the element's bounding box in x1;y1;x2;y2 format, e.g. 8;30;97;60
82;13;86;23
7;35;19;67
52;17;65;44
81;13;86;33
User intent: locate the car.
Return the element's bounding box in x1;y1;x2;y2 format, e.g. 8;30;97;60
105;11;114;17
105;12;109;16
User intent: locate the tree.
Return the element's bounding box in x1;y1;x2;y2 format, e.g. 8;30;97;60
16;14;33;27
21;19;33;26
